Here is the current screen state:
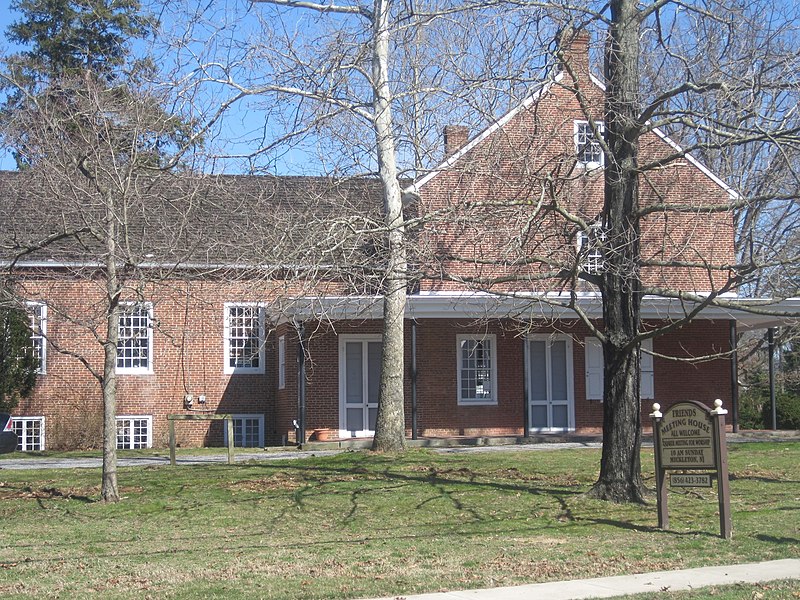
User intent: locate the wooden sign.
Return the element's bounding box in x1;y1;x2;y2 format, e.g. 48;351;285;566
659;403;715;469
651;399;732;539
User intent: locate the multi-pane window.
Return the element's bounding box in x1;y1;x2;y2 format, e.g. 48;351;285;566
224;304;265;374
13;416;45;451
117;303;153;373
457;335;497;405
574;121;604;167
116;416;152;449
577;225;606;275
223;414;265;448
27;303;47;374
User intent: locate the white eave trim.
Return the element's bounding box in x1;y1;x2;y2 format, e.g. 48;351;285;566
280;292;800;329
585;74;738;200
407;72;564;193
407;69;737;201
649;128;739;200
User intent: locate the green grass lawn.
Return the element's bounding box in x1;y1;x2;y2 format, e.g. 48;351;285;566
622;580;800;599
0;443;797;599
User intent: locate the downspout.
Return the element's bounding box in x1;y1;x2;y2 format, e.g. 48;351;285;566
297;322;307;446
522;337;530;438
411;320;418;440
768;327;777;430
729;320;739;433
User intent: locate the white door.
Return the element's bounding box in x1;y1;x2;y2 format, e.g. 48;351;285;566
339;336;382;437
527;335;574;431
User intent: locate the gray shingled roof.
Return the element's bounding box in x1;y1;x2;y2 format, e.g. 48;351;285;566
0;170;384;272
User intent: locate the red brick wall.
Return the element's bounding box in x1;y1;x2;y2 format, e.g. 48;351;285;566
12;273;734;448
279;317;733;440
416;56;736;295
14;277;280;449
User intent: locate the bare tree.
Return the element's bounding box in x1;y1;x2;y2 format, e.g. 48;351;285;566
152;0;799;499
163;0;420;451
412;2;800;501
0;71;204;501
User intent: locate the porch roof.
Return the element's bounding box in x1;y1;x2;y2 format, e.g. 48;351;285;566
280;293;800;330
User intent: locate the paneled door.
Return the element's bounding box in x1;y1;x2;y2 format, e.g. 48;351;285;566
527;335;575;431
339;335;382;437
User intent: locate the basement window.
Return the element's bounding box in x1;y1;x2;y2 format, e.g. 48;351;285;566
13;416;45;451
116;415;152;449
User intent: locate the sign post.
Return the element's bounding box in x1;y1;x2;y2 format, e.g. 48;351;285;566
651;399;731;539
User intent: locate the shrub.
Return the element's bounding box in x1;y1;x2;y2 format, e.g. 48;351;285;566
762;392;800;430
738;388;766;429
739;388;800;430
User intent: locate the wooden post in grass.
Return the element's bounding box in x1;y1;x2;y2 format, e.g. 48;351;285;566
711;400;732;539
651;400;732;539
168;414;236;465
650;403;668;529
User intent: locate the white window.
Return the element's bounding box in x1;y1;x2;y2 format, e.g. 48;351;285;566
278;335;286;389
224;304;265;374
577;224;606;275
13;416;45;451
117;303;153;374
27;302;47;374
223;414;265;448
584;337;654;400
574;120;604;167
116;415;152;449
457;334;497;405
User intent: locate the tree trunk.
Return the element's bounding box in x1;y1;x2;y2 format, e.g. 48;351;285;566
589;0;646;503
101;194;121;503
371;0;407;452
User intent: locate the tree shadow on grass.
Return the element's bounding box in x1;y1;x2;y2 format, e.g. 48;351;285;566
755;534;800;545
576;516;720;538
729;474;800;484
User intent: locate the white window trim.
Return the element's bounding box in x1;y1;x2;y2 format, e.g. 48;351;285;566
278;335;286;390
26;302;47;375
574;120;605;169
577;224;606;275
13;416;45;451
457;334;498;406
223;303;266;375
116;302;154;375
222;413;266;448
115;415;152;449
583;336;655;400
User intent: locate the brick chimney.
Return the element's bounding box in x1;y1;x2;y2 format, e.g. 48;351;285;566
556;27;591;77
443;125;469;157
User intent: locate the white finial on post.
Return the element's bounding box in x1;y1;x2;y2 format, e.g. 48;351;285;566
711;399;728;415
650;403;662;418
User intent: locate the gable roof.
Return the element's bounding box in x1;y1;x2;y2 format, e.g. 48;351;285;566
408;70;737;200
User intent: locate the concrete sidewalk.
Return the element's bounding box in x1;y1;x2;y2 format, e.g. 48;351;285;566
365;559;800;600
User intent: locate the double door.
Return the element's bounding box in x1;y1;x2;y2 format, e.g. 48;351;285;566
339;336;382;437
527;335;574;431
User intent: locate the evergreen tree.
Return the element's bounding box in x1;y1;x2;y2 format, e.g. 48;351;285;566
2;0;156;167
5;0;154;83
0;306;38;413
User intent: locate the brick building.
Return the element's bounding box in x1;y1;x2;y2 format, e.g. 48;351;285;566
3;32;790;450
